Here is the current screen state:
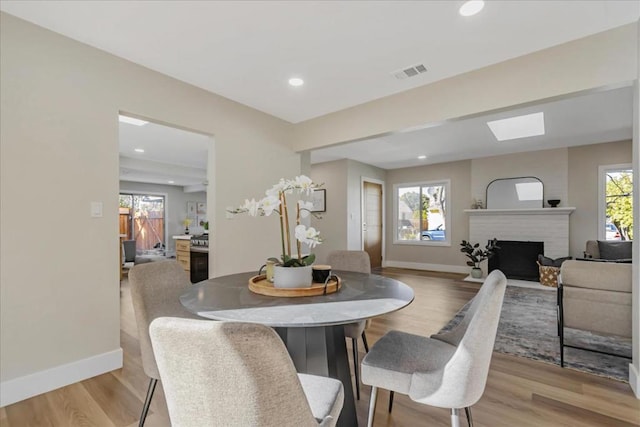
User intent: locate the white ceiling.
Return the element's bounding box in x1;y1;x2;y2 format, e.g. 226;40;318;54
2;1;637;178
311;86;634;169
1;1;638;124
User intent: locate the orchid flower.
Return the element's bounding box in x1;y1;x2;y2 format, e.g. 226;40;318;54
228;175;323;266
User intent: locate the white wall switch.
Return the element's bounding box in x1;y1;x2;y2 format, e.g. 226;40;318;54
91;201;103;218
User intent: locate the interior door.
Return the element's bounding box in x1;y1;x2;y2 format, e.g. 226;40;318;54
363;181;383;268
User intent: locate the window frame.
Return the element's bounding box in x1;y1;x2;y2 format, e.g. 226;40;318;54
598;163;632;241
393;179;451;247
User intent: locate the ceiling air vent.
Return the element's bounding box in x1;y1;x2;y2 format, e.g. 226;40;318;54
392;64;427;80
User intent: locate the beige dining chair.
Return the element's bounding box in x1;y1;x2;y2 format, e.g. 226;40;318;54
128;260;201;427
149;317;344;427
326;250;372;400
361;270;507;427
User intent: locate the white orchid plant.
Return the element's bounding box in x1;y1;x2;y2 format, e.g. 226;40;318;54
228;175;323;267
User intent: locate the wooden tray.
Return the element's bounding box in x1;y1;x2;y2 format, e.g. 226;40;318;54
248;274;341;297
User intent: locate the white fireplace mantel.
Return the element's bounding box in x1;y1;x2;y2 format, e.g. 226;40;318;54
466;207;575;259
465;207;576;216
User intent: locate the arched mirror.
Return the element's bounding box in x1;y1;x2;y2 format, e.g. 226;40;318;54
486;177;543;209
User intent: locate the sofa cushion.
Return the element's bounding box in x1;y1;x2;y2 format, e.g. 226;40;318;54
597;240;632;261
560;260;632;293
563;286;632;338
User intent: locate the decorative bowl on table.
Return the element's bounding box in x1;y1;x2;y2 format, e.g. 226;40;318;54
547;199;561;208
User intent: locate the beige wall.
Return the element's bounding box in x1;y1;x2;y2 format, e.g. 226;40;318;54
310;159;386;263
568;140;632;257
0;12;297;400
293;23;638;152
471;148;569;207
385;160;471;270
310;160;349;263
346;160;386;252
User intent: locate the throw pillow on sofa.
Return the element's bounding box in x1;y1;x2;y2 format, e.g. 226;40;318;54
537;254;572;267
597;240;632;261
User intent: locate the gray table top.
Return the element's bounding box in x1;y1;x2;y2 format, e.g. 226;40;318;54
180;271;415;327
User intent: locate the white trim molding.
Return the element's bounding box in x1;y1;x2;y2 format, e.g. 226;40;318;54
383;260;469;274
630;363;640;399
0;348;123;407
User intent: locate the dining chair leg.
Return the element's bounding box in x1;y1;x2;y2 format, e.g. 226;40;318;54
451;408;461;427
352;337;360;400
388;391;394;413
139;378;157;427
362;331;369;352
367;386;378;427
464;407;474;427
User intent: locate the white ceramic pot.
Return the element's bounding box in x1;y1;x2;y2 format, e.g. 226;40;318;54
470;267;483;279
273;265;313;288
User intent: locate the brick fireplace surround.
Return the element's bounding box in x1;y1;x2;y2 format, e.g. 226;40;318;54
466;207;576;260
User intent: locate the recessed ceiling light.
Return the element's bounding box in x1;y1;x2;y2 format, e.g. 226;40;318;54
288;77;304;87
418;155;427;160
134;148;145;153
487;112;545;141
168;180;175;184
119;115;149;126
459;0;484;17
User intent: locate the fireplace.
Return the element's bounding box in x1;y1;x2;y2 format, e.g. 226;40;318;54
488;240;544;281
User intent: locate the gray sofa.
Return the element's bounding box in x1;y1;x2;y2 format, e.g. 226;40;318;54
558;249;632;367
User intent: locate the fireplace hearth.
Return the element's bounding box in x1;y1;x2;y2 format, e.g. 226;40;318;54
489;240;544;281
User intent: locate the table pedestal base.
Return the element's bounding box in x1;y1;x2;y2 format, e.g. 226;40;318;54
276;325;358;427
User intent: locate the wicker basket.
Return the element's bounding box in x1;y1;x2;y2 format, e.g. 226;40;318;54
537;262;560;287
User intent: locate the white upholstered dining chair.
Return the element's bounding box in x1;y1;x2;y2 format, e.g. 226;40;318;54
326;250;372;400
361;269;507;427
149;317;344;427
128;260;201;426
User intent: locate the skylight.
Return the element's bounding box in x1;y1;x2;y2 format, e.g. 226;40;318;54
486;112;545;141
119;115;149;126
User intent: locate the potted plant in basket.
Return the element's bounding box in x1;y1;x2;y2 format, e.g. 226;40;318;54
228;175;323;288
460;238;499;279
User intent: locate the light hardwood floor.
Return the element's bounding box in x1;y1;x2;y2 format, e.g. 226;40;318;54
1;268;638;426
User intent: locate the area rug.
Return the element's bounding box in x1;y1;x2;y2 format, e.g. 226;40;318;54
439;285;632;382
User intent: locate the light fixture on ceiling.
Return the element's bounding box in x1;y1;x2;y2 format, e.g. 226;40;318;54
168;180;175;184
459;0;485;17
418;155;427;160
119;115;149;126
486;112;545;141
288;77;304;87
134;148;145;153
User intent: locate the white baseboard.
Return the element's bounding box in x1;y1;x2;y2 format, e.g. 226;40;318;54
383;260;469;274
630;362;640;399
0;348;123;407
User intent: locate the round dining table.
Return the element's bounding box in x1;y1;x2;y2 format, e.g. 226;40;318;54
180;270;414;427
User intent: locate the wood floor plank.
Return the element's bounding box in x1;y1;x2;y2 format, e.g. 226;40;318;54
2;268;638;427
44;382;115;427
532;393;640;427
81;373;143;426
4;393;56;427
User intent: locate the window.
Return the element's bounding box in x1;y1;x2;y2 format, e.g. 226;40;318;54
598;164;633;241
394;180;450;245
119;193;167;253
